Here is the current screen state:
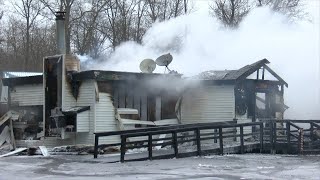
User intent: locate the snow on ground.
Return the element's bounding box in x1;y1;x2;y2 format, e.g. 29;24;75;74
0;154;320;180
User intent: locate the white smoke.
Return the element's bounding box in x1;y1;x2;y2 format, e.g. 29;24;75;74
93;4;320;119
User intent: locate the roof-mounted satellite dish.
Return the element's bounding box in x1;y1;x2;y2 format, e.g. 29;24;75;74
139;59;156;73
156;53;173;73
156;53;173;66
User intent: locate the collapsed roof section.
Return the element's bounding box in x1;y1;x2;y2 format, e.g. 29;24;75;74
195;59;288;87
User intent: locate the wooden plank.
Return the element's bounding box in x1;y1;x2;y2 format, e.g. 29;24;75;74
39;146;49;157
120;119;155;126
0;126;10;146
240;125;244;154
0;111;12;127
172;132;178;158
155;134;166;150
119;84;126;108
155;96;161;120
94;136;99;158
125;84;134;108
120;135;126;163
219;127;223;155
196;128;201;156
0;148;27;157
140;94;147;121
260;123;264;152
148;134;153;160
9;119;16;149
133;88;141;117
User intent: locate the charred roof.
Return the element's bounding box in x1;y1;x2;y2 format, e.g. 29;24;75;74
2;75;43;86
71;70;182;82
195;59;288;87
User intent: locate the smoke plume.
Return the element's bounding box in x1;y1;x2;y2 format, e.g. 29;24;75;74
93;4;320;119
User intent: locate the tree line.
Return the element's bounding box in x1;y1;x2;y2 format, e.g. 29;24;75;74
0;0;303;72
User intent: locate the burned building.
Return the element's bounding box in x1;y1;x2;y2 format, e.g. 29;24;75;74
0;12;288;148
1;57;288;147
2;54;182;147
180;59;288;133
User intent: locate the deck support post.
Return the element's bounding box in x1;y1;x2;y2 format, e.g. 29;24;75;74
286;122;291;153
120;135;126;163
148;134;153;160
94;135;99;158
260;122;264;153
219;127;223;155
195;128;201;156
240;125;244;154
172;131;178;158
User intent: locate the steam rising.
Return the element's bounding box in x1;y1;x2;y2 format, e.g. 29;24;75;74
93;5;319;119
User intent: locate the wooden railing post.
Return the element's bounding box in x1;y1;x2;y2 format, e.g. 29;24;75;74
120;135;126;163
219;127;223;155
310;123;314;143
148;134;153;160
259;122;264;153
240;125;244;154
269;121;273;148
94;134;99;158
298;129;304;154
172;131;178;158
272;121;276;153
195;128;201;156
286;122;291;152
214;129;217;143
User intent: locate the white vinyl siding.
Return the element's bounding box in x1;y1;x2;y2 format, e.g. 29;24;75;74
76;110;89;132
181;85;235;124
95;92;120;144
75;80;95;145
10;84;43;106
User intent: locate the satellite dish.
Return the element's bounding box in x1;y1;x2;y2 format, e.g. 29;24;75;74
139;59;156;73
156;53;173;66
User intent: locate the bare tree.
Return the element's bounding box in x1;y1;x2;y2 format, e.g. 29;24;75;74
11;0;45;70
257;0;304;20
40;0;75;54
0;0;4;43
71;0;109;58
146;0;187;22
210;0;251;28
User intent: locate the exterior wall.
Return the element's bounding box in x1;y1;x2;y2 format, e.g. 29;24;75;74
95;92;120;144
180;85;235;124
76;110;90;132
75;80;96;145
10;84;43;106
61;74;76;110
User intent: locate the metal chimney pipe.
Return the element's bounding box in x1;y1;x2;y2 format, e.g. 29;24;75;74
55;11;66;54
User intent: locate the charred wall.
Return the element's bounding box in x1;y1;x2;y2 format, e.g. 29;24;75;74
98;80;179;121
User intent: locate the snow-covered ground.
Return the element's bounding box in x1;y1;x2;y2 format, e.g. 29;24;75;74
0;154;319;180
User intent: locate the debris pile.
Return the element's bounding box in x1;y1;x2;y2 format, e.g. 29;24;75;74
51;145;119;155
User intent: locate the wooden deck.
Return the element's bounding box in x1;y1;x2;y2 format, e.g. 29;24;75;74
93;119;320;162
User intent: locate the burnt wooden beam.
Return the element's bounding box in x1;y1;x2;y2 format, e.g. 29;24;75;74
237;59;270;81
72;70;181;82
263;65;288;87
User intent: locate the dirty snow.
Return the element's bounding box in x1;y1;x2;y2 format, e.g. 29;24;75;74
0;154;320;180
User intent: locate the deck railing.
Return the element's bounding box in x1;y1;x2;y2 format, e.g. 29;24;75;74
94;119;320;162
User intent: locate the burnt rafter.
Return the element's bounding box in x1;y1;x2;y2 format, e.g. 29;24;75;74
72;70;182;82
262;64;288;87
